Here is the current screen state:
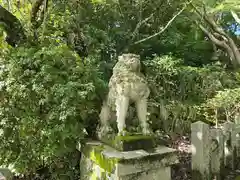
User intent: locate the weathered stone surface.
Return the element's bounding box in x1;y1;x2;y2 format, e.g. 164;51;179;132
0;168;12;180
210;128;224;180
191;121;228;180
119;167;171;180
231;123;240;166
79;139;178;180
0;172;5;180
191;120;240;180
191;121;211;180
99;133;157;151
223;122;235;169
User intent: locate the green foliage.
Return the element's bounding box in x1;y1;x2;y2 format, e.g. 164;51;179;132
1;0;240;178
145;55;240;134
211;0;240;12
0;43;107;178
202;87;240;123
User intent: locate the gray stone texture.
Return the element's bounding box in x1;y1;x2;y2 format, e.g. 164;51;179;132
79;140;178;180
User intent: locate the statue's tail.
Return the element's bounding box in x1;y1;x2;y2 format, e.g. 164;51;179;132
97;100;111;139
99;100;110;125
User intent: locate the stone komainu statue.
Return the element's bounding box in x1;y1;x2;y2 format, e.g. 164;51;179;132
98;53;151;136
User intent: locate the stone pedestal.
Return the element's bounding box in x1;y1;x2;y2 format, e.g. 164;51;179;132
0;168;12;180
100;133;157;151
79;139;179;180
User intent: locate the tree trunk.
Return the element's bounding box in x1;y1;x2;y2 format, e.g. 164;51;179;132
191;3;240;67
0;5;26;47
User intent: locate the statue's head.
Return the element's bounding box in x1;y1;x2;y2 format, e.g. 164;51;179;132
118;53;141;72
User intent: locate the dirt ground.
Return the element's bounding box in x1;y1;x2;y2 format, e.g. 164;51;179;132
170;135;240;180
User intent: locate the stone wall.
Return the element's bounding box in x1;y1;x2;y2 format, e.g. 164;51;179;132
191;120;240;180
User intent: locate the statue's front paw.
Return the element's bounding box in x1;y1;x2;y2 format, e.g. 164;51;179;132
97;126;112;139
143;128;152;135
97;129;104;139
117;129;127;136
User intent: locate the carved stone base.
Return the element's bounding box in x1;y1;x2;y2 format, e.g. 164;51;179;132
78;140;179;180
0;168;12;180
99;133;157;151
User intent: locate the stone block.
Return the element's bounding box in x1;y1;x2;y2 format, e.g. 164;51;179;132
223;122;235;169
99;133;157;151
191;121;211;180
79;139;178;180
191;121;226;180
210;128;224;180
0;168;12;180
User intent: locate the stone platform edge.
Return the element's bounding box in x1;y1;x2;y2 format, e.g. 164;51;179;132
77;139;179;176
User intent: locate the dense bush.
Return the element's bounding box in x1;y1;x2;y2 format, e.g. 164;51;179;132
0;43;107;178
1;0;240;178
202;87;240;124
1;44;240;178
145;55;240;135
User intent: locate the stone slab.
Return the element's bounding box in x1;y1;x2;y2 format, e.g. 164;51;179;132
119;166;172;180
0;168;12;180
99;133;157;151
79;140;179;175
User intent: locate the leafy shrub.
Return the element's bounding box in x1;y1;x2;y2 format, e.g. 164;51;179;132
144;55;240;134
202;87;240;124
0;43;107;178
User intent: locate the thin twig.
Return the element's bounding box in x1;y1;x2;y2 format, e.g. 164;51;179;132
41;0;48;38
131;13;154;40
6;0;11;11
231;10;240;25
133;1;192;45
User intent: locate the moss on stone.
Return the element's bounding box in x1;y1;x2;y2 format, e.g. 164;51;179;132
100;133;156;151
81;140;178;180
115;134;154;141
82;143;119;174
90;170;98;180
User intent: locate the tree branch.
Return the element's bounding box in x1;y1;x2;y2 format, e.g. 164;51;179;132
204;15;228;37
131;13;154;40
205;14;240;64
211;42;219;60
41;0;48;37
190;2;227;37
31;0;48;29
190;2;240;66
198;23;236;65
231;11;240;25
198;24;225;47
133;1;191;45
6;0;12;11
